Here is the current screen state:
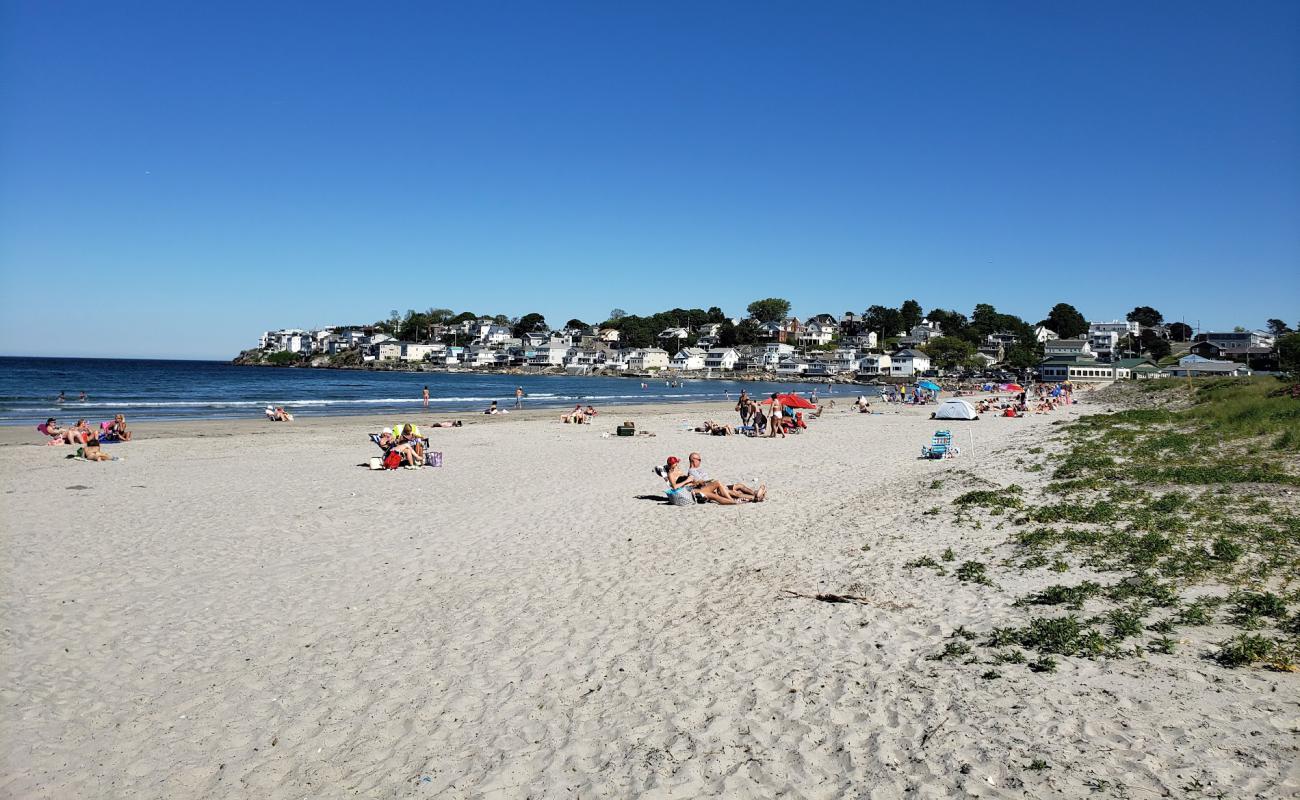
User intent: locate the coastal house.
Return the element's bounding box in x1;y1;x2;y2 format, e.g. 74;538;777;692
977;344;1004;365
828;348;861;372
703;347;740;371
1194;330;1275;350
472;324;513;346
889;349;931;377
657;328;691;347
775;357;808;376
367;332;394;346
462;346;499;367
695;323;722;338
839;312;860;335
401;342;438;362
1044;339;1094;359
1088;329;1121;361
627;348;670;372
757;318;800;343
843;331;879;350
520;331;550;348
1188;341;1275;367
897;322;943;348
856;353;892;376
671;348;707;371
804;360;839;377
601;350;630;371
759;342;794;370
529;342;570;367
1086;321;1138;360
1034;325;1058;343
797;318;837;346
1166;355;1253;377
564;349;604;372
1114;357;1162;380
374;341;406;360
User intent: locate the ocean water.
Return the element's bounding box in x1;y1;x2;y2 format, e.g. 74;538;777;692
0;357;868;426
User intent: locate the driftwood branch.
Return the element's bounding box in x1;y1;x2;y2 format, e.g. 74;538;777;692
781;590;871;605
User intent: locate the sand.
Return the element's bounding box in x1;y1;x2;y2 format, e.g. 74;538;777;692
1;398;1296;799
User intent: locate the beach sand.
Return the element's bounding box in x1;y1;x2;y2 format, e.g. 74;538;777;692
1;399;1296;798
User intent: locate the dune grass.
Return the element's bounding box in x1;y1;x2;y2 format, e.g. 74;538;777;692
922;378;1300;671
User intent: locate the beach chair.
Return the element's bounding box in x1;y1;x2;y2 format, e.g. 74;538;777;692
921;430;958;459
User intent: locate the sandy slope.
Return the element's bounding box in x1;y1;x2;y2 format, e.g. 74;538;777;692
1;400;1296;799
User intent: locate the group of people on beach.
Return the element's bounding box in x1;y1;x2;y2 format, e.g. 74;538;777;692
38;415;132;461
720;390;813;438
654;452;767;506
54;391;89;403
39;415;131;445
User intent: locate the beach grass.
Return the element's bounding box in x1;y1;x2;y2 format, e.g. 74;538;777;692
922;378;1300;671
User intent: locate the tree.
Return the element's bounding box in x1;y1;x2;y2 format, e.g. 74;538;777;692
426;308;454;323
1126;306;1164;329
926;309;969;340
747;298;791;323
899;299;923;332
1266;319;1293;337
734;319;761;345
1044;303;1088;339
450;311;478;324
864;305;904;341
492;314;511;325
1278;332;1300;376
1146;338;1172;360
566;318;588;330
608;308;627;321
512;312;547;338
922;336;976;371
707;306;727;323
1168;322;1193;342
718;320;738;347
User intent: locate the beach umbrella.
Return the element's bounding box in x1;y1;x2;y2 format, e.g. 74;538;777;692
918;380;942;392
762;393;816;409
1003;383;1024;392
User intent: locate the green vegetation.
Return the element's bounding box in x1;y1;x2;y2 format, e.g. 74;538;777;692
915;378;1300;673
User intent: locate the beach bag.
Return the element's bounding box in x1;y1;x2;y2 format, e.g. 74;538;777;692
383;450;402;470
369;456;383;470
425;451;442;467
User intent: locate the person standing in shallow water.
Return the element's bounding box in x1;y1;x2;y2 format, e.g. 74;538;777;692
515;386;524;409
422;386;430;409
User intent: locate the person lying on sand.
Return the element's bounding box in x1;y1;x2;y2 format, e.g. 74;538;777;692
78;438;115;462
428;420;463;428
695;420;735;435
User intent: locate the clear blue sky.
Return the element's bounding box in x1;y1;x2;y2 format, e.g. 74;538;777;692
2;1;1296;359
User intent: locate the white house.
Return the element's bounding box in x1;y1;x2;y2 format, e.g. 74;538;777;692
1034;325;1059;343
401;342;438;362
703;347;740;371
671;348;708;371
657;328;691;346
797;319;837;346
627;348;670;371
775;357;808;376
374;341;405;360
890;348;931;377
529;342;571;367
1044;339;1094;359
695;322;722;338
461;346;499;367
1088;329;1121;361
898;322;943;348
843;331;879;350
828;348;861;372
857;353;892;375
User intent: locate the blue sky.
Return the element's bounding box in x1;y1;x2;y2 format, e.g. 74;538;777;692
1;1;1296;359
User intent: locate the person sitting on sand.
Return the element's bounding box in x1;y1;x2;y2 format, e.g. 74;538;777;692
392;423;424;466
108;414;132;441
562;404;586;424
584;405;598;417
265;406;293;421
485;401;500;415
685;453;766;503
